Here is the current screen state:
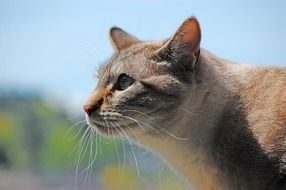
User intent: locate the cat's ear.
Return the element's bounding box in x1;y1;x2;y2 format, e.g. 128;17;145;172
109;27;141;52
154;17;201;69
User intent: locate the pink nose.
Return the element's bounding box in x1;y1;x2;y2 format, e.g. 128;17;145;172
83;98;103;115
83;105;93;115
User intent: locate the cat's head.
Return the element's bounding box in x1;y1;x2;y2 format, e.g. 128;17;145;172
84;17;201;137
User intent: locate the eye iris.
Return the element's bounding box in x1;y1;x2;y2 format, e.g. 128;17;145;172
119;75;134;90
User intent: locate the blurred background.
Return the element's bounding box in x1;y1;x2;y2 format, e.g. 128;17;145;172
0;0;286;189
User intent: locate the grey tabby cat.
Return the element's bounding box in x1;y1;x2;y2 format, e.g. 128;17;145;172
83;17;286;190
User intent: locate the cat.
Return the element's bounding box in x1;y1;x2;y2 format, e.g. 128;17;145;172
83;17;286;190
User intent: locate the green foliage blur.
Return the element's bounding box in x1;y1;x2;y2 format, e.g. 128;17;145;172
0;90;187;190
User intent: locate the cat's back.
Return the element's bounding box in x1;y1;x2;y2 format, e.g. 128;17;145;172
240;67;286;134
238;66;286;177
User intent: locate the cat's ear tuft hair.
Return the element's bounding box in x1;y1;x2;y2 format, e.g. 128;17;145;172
109;27;141;52
154;17;201;69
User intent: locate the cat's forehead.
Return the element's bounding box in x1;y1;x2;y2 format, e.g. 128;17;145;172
113;40;164;62
98;41;165;80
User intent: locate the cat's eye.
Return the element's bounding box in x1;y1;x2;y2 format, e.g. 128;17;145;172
115;74;135;91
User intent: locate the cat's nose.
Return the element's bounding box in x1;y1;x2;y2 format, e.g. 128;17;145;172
83;98;103;116
83;105;94;115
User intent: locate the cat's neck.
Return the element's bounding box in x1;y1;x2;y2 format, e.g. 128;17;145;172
134;50;256;190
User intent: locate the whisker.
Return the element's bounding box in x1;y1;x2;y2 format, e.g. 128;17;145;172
74;127;87;186
87;129;95;184
79;130;95;177
119;115;147;133
177;106;217;120
110;122;122;170
119;114;188;141
83;128;93;184
67;121;87;141
113;126;126;178
124;124;141;144
75;127;92;184
71;123;89;155
66;112;85;122
124;109;156;121
116;123;140;176
80;130;92;182
66;119;86;139
110;122;122;190
97;132;103;153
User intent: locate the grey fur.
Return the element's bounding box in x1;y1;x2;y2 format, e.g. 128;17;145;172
84;19;286;190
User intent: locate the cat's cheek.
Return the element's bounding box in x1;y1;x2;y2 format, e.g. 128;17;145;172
108;91;124;105
111;85;140;102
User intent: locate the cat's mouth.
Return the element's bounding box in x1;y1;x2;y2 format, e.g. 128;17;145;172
89;120;132;136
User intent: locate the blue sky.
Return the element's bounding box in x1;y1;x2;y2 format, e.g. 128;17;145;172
0;0;286;110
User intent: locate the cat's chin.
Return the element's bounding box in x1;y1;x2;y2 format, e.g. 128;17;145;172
85;115;141;137
88;121;132;137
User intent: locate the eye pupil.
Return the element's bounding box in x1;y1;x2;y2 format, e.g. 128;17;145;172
116;74;135;91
